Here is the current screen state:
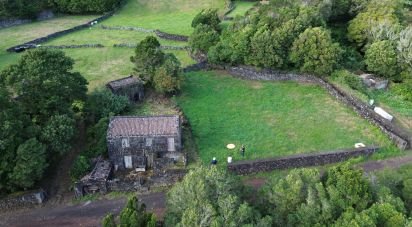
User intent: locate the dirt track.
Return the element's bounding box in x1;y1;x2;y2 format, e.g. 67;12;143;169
2;154;412;227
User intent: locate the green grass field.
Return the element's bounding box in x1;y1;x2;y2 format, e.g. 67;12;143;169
177;71;392;164
226;1;256;17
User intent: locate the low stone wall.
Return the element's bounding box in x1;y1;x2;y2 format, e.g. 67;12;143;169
113;43;189;50
228;147;380;175
0;189;47;212
40;44;104;49
7;13;113;52
216;65;411;150
154;30;189;42
100;25;153;33
183;61;208;73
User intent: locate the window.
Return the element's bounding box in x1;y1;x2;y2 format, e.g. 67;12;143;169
146;138;153;147
122;138;130;148
167;138;175;152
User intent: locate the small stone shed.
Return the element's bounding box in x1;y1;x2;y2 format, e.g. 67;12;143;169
107;115;183;171
74;159;112;197
106;76;144;102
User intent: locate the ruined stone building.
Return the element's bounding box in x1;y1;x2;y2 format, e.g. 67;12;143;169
106;76;144;102
107;115;183;171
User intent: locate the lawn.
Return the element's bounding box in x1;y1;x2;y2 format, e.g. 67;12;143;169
226;0;256;18
0;15;98;70
177;71;392;164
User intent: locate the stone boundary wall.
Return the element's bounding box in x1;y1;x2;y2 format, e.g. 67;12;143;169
100;25;154;33
227;147;380;175
0;189;47;212
40;44;104;49
154;30;189;42
6;13;113;52
214;65;411;150
183;61;208;73
223;2;236;21
113;43;189;50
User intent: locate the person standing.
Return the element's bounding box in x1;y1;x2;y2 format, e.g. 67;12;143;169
240;145;245;157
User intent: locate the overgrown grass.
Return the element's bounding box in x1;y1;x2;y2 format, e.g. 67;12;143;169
226;0;256;17
176;71;393;164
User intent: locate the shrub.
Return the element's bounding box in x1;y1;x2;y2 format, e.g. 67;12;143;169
344;73;366;93
70;155;91;181
153;54;182;94
191;9;221;31
189;24;220;53
290;27;342;76
365;40;399;78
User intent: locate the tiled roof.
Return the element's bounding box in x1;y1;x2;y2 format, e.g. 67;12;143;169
107;115;180;138
107;76;141;90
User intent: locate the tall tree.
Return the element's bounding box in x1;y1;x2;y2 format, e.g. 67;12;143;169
130;36;165;83
290;27;342;76
41;114;76;155
0;49;88;125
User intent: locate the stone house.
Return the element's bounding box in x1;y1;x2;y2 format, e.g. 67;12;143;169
106;76;144;102
107;115;183;171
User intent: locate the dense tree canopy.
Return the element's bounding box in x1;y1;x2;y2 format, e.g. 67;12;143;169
153;54;182;94
365;40;399;78
290;27;342;75
189;24;220;53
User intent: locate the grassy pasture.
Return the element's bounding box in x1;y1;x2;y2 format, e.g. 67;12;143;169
226;1;256;18
177;71;392;164
0;15;97;70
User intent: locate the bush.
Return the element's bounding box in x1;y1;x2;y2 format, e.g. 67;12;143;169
85;117;110;157
153;54;182;94
342;72;366;93
189;24;220;53
191;9;221;31
85;89;130;124
70;155;91;181
290;27;342;76
391;81;412;101
365;40;399;78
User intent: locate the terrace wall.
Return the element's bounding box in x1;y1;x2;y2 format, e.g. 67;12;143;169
227;147;379;175
212;65;411;150
0;189;47;212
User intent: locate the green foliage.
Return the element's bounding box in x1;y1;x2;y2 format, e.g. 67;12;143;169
117;196;156;227
189;24;220;53
0;48;88;124
85;117;109;157
165;166;268;226
191;8;221;31
397;26;412;71
50;0;120;14
332;70;366;93
131;36;165;83
41;114;75;155
102;213;116;227
347;0;402;49
70;155;91;182
153;54;182;94
0;0;47;19
9;138;48;190
290;27;342;76
365;40;398;78
391;80;412;102
85;89;130;124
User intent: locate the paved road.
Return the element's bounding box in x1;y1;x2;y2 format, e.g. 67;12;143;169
0;192;165;227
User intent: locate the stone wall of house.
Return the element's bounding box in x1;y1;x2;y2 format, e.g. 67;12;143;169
7;13;113;52
227;147;380;175
212;64;411;150
107;135;182;170
0;189;47;212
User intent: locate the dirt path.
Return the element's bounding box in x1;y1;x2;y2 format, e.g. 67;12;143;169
0;192;166;227
2;154;412;227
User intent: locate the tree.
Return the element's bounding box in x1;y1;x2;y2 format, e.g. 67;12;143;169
85;89;130;124
290;27;342;76
0;49;88;125
102;213;116;227
189;24;220;53
117;196;156;227
365;40;399;78
246;25;284;68
9;138;48;190
130;36;164;83
165;166;268;226
70;155;91;181
397;26;412;70
153;54;182;94
347;0;402;49
41;114;75;155
191;9;221;31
